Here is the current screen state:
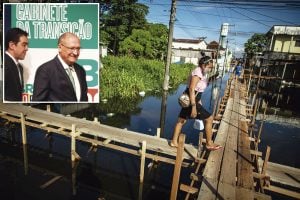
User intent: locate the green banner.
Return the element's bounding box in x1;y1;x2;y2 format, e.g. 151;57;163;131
11;4;98;49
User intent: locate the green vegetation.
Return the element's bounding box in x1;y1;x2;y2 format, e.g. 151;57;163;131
119;23;168;59
100;0;149;55
244;33;267;58
100;1;168;59
100;56;195;99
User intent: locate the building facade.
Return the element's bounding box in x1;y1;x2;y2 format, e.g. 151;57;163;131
171;38;215;65
264;25;300;61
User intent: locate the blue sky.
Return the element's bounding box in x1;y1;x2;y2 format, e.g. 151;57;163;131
139;0;300;57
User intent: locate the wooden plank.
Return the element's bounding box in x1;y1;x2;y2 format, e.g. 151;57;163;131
185;144;207;200
190;173;201;182
217;182;236;200
258;158;300;189
264;185;300;199
40;176;62;189
218;79;241;200
1;113;192;167
218;96;240;199
198;98;234;200
250;150;262;157
237;81;255;196
170;134;185;200
237;119;254;190
236;187;254;200
180;184;198;194
198;177;219;200
0;103;197;160
253;192;272;200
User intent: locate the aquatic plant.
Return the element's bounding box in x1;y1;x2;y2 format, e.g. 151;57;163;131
100;56;194;99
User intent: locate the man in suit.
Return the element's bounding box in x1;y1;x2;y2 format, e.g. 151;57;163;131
4;28;29;101
32;32;88;102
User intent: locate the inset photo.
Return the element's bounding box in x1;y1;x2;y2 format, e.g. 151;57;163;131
3;3;99;103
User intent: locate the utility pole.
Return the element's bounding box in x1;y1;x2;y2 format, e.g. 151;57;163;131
163;0;176;91
222;38;229;76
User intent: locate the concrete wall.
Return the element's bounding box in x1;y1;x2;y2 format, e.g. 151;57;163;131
171;49;213;65
273;35;300;53
172;41;207;50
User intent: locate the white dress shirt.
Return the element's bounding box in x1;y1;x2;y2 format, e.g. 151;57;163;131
58;55;81;101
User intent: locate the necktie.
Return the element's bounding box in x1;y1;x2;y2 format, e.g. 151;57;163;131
66;67;76;91
17;63;23;89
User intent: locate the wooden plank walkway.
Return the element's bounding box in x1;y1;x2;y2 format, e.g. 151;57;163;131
258;158;300;189
197;78;269;200
0;103;198;161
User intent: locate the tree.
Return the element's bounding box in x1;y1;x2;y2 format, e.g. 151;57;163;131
244;33;268;58
119;29;152;58
145;23;168;60
119;23;168;59
100;0;148;55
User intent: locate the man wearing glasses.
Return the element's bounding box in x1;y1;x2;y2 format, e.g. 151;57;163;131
32;32;88;102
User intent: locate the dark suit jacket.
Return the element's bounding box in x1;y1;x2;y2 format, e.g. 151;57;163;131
4;53;23;101
32;55;88;102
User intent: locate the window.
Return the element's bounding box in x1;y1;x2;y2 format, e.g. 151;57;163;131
180;56;185;63
295;39;300;47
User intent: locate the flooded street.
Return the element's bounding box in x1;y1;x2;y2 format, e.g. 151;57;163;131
1;74;299;199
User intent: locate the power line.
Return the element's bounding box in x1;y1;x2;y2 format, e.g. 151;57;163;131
177;8;285;23
141;1;300;10
234;5;299;25
229;8;271;27
175;24;262;36
177;0;300;9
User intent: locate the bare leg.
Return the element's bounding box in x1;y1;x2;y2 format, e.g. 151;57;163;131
170;117;186;147
204;115;222;150
204;115;214;146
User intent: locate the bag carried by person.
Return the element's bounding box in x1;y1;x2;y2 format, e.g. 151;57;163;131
178;90;199;108
178;93;190;108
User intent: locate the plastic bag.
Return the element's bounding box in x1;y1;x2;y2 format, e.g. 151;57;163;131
193;119;204;130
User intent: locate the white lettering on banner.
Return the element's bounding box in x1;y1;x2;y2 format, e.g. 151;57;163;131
31;20;92;39
16;4;67;21
15;4;93;40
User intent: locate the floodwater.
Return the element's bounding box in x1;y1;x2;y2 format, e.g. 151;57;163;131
0;75;299;200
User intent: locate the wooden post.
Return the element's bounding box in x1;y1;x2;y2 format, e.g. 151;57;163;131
252;98;259;121
140;141;147;183
247;69;252;96
250;93;256;110
138;182;144;200
20;113;27;145
260;146;271;193
255;68;262;95
198;132;203;158
23;144;28;175
256;106;267;148
93;117;99;142
46;104;51;112
156;128;161;138
214;98;222;118
71;160;79;195
71;124;76;162
170;134;185;200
